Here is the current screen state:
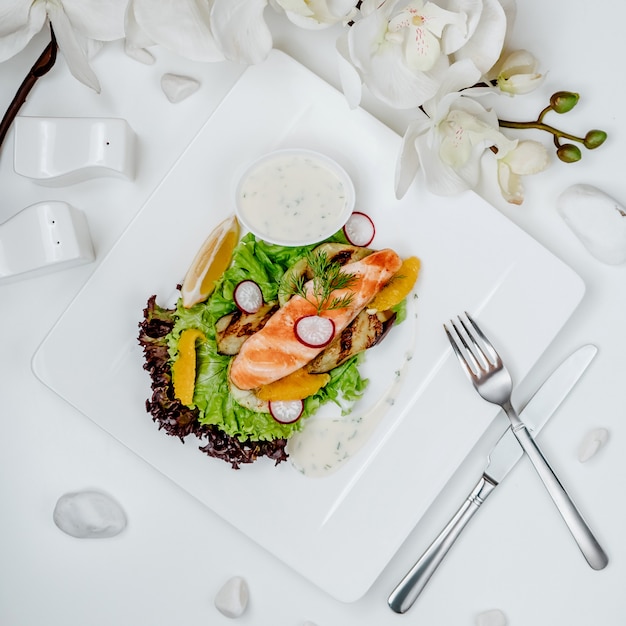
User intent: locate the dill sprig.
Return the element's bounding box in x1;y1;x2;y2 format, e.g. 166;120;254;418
287;250;357;314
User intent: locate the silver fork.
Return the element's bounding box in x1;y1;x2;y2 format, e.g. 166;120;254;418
445;313;608;570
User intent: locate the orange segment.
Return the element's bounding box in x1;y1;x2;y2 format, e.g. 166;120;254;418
172;328;206;405
256;368;331;401
367;256;420;312
180;215;240;307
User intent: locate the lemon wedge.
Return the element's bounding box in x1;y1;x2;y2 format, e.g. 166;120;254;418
180;215;240;307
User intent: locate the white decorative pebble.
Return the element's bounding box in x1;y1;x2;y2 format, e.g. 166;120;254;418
214;576;249;618
161;73;201;103
53;490;127;539
476;608;507;626
578;427;610;462
557;184;626;265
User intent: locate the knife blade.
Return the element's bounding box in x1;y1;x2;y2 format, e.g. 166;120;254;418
485;343;597;484
388;344;597;614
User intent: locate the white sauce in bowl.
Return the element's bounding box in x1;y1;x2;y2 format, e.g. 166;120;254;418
236;149;355;246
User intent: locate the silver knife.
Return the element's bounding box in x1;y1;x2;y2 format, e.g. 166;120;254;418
388;344;598;614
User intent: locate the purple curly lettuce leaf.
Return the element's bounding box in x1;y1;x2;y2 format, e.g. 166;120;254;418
137;295;288;468
197;425;288;469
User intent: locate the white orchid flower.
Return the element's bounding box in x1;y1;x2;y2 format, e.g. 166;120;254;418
442;0;512;75
497;140;548;204
274;0;358;29
209;0;273;64
395;59;516;197
385;0;467;72
210;0;356;65
339;0;512;110
125;0;224;63
0;0;126;93
339;0;464;109
496;49;544;95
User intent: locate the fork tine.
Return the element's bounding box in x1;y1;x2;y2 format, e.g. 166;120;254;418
451;319;484;372
462;312;501;367
444;321;480;382
456;316;492;369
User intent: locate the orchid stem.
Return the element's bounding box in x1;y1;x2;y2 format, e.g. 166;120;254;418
537;105;552;123
498;118;585;145
0;26;57;153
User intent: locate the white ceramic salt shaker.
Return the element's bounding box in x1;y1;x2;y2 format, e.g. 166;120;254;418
13;116;137;186
0;200;95;282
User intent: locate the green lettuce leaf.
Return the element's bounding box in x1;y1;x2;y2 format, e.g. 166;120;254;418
167;233;369;442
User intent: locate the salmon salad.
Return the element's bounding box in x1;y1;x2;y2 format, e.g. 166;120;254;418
138;219;419;469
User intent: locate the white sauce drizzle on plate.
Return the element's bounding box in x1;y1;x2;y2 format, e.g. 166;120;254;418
287;349;414;477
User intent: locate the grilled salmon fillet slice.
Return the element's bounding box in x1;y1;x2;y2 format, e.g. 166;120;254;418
229;248;402;390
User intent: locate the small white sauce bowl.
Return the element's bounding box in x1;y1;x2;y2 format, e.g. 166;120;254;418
235;148;355;247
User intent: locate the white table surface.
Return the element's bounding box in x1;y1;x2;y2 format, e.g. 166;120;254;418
1;3;624;625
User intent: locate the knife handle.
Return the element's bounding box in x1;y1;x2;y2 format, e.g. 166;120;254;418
388;475;497;614
506;410;609;571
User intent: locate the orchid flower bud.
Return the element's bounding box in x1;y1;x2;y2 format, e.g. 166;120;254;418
497;140;549;204
496;50;544;95
550;91;579;113
584;130;607;149
557;144;582;163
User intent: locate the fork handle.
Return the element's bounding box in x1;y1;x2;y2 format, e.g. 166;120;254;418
505;405;609;570
388;475;497;613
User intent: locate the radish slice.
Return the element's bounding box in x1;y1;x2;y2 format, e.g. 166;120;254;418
343;211;375;246
233;280;263;313
269;399;304;424
294;315;335;348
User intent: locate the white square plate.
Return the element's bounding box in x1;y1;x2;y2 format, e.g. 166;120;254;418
32;51;584;602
